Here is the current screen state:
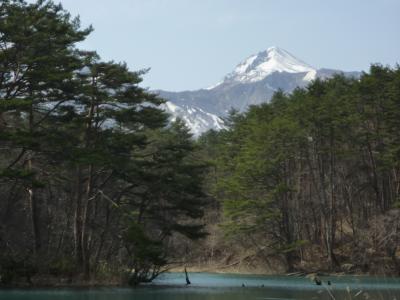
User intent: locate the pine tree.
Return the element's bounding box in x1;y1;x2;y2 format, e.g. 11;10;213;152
0;0;91;262
0;1;209;284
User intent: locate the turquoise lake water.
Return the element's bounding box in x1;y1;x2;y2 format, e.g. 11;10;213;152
0;272;399;299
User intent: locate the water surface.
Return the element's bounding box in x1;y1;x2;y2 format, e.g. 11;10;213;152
1;272;399;299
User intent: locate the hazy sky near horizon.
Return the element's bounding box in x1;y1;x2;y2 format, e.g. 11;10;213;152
51;0;399;91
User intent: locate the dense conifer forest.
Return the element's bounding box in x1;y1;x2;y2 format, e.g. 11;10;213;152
198;65;400;275
0;0;399;286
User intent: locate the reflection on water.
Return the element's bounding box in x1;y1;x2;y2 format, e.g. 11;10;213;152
0;272;399;300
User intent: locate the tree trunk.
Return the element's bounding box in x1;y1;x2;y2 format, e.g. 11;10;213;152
27;100;40;255
81;164;94;278
74;166;84;266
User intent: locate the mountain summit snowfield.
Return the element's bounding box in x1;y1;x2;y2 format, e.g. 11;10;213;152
219;46;316;86
159;47;360;136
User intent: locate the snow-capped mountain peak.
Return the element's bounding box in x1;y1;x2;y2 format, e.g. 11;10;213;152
159;46;360;137
223;46;317;84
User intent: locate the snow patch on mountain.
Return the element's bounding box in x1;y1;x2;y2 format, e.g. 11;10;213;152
162;101;225;137
303;69;317;81
205;80;223;90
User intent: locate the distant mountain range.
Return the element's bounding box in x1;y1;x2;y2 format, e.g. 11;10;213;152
157;46;361;136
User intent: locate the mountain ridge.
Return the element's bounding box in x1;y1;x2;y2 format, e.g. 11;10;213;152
157;47;361;136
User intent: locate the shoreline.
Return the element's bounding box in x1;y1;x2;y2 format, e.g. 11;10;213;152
1;269;398;289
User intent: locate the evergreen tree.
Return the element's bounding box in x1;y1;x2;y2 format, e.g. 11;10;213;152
0;0;208;284
0;0;91;267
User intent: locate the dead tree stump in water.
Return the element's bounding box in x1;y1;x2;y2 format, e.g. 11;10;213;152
184;267;191;285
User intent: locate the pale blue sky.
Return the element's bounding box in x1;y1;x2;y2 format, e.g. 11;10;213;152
53;0;399;91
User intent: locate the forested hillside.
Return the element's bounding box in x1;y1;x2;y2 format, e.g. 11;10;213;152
198;65;400;275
